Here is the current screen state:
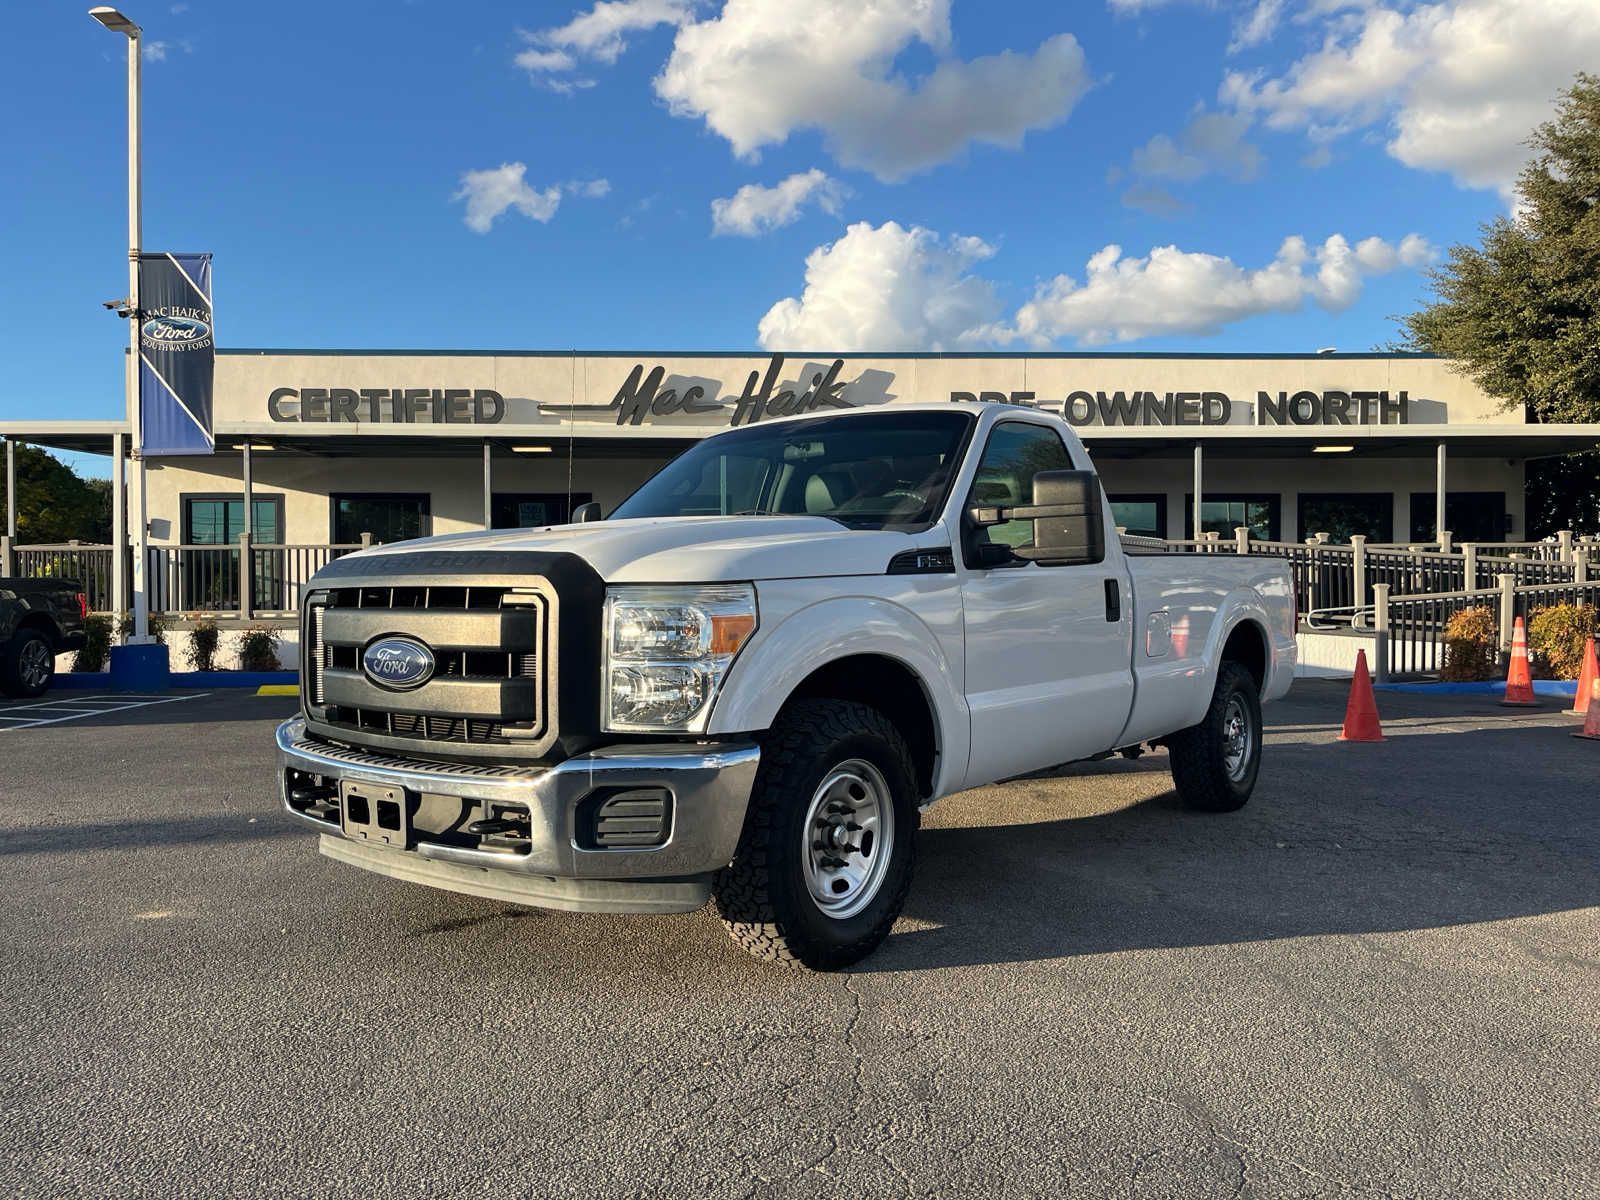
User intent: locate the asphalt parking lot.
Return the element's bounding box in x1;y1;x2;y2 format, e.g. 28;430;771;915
2;682;1596;1199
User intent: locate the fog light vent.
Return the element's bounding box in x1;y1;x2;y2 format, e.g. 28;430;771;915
580;788;671;850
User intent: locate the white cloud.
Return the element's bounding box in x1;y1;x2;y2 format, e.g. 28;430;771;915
517;0;693;88
142;40;169;61
655;0;1091;180
711;169;847;237
1228;0;1283;51
1130;109;1262;183
757;221;1002;351
1007;233;1435;346
759;222;1434;350
1121;185;1188;217
453;165;609;233
1223;0;1600;194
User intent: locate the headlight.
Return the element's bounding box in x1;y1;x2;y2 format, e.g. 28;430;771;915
603;584;758;732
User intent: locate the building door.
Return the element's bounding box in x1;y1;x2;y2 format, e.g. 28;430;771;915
491;492;593;529
1409;492;1507;542
181;496;284;612
959;421;1134;787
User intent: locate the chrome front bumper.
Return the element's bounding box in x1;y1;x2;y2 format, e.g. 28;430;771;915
275;718;760;913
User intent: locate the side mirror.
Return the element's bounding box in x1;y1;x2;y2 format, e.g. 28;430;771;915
571;501;603;524
967;470;1105;567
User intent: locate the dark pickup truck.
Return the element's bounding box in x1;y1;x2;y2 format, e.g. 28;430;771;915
0;578;88;698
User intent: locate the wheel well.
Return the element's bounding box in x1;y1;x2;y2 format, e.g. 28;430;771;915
783;654;939;798
1222;620;1268;693
15;614;60;650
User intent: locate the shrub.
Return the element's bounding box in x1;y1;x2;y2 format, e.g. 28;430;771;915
72;614;114;673
186;616;220;672
1440;606;1498;681
1527;604;1597;679
238;624;282;672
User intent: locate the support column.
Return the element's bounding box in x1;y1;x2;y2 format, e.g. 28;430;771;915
112;432;127;622
1435;442;1448;543
1191;444;1203;542
242;444;253;538
5;438;16;540
240;444;254;620
482;442;493;531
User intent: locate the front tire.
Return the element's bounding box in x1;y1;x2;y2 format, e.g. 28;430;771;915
713;699;918;970
1;629;55;699
1167;661;1262;813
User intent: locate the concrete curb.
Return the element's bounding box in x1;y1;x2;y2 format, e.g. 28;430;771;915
1375;679;1578;697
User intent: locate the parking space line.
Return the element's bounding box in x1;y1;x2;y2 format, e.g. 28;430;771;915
0;692;210;732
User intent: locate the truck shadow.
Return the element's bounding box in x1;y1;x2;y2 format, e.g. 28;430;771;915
862;722;1600;973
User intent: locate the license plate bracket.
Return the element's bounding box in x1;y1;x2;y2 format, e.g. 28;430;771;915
340;779;410;849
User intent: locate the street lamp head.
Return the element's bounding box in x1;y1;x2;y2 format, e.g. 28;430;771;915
89;6;140;36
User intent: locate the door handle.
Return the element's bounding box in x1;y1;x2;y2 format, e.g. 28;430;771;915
1104;578;1121;622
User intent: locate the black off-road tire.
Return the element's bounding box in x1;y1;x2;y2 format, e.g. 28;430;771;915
1;628;55;699
1167;661;1262;813
713;699;919;970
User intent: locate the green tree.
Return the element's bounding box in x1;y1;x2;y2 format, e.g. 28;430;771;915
1401;73;1600;535
0;445;112;544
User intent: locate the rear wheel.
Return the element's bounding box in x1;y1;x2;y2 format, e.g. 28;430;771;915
2;629;55;699
713;699;918;970
1167;661;1261;813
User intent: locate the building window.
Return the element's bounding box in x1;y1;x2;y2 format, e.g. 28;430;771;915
178;495;285;612
491;492;593;529
183;495;283;545
332;494;431;545
1297;493;1394;543
1108;494;1166;539
1185;495;1281;541
1408;492;1508;542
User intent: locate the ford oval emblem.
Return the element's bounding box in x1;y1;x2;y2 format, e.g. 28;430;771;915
141;315;211;343
362;637;435;690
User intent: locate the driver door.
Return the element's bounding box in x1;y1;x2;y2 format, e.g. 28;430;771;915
959;421;1135;786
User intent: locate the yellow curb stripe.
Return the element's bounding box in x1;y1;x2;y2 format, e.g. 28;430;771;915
256;684;300;696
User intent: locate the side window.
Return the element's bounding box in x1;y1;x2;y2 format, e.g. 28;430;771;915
967;423;1074;553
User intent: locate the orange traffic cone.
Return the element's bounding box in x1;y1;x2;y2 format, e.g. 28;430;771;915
1339;649;1385;742
1571;636;1599;717
1574;679;1600;741
1500;616;1538;706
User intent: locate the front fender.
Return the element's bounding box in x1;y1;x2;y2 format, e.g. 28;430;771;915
707;591;970;800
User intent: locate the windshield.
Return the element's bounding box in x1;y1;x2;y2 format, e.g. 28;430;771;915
610;411;975;530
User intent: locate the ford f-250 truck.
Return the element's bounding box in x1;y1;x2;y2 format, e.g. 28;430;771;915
278;401;1295;968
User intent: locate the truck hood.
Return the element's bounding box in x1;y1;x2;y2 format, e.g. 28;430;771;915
340;516;942;583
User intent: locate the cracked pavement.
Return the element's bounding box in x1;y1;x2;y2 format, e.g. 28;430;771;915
1;682;1596;1198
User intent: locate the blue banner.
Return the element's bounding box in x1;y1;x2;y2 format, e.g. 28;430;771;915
138;252;214;455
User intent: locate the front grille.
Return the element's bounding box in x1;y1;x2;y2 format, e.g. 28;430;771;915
303;580;554;757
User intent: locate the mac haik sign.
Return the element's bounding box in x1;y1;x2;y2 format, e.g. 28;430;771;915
138;252;214;454
595;355;893;427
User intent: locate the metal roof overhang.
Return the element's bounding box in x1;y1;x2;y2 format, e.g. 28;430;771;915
5;420;1600;461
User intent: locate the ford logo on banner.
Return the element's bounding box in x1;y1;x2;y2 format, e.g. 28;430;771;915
141;314;211;344
362;637;436;690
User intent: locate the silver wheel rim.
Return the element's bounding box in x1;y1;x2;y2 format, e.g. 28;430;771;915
1222;695;1253;782
801;758;895;920
19;639;51;690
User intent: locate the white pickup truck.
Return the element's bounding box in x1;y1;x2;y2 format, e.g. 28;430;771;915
278;401;1296;968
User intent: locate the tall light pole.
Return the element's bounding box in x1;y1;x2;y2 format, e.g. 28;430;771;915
90;6;151;641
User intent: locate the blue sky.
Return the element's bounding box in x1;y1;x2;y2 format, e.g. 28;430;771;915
5;0;1595;449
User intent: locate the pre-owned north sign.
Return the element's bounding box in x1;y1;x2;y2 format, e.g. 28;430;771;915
954;388;1415;426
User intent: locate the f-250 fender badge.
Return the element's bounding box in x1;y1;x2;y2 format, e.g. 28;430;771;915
362;637;436;690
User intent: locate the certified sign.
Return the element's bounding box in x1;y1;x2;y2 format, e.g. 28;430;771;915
362;637;436;690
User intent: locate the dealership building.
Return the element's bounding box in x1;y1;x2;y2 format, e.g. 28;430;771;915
6;347;1600;620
